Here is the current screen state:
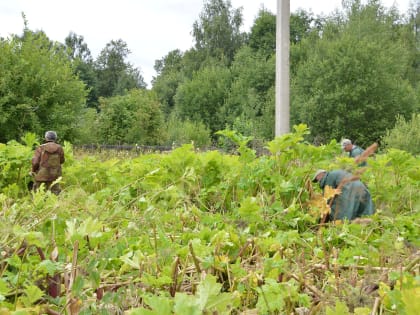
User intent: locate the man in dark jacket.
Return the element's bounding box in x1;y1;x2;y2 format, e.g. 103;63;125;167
312;169;375;222
31;131;65;195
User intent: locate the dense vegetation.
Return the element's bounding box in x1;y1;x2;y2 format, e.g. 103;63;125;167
0;126;419;314
0;0;419;313
0;0;419;149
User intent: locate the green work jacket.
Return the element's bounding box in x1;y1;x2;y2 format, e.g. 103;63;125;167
349;145;366;166
319;170;375;221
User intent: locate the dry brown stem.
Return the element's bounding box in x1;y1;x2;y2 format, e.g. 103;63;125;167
189;241;202;274
289;273;324;300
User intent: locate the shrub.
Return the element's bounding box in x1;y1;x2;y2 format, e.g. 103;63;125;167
382;114;420;155
165;114;212;148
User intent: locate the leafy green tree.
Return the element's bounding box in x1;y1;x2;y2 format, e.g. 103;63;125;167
290;17;323;78
174;64;231;135
248;8;276;56
249;8;316;56
405;2;420;89
0;29;87;142
153;49;184;77
249;7;319;77
95;39;146;97
113;67;145;95
178;48;209;79
192;0;245;64
153;71;185;116
291;1;417;146
64;32;99;109
214;7;318;140
64;31;92;62
153;0;248;120
221;46;275;139
290;9;315;44
96;89;165;145
152;49;186;115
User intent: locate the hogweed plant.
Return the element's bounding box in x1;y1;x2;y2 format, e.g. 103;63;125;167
0;127;418;314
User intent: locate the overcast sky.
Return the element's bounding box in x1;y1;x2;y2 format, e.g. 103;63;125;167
0;0;414;87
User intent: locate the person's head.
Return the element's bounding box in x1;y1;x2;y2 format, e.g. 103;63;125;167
45;130;57;142
312;169;327;183
341;139;352;152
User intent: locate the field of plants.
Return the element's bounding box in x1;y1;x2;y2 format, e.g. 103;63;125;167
0;125;419;315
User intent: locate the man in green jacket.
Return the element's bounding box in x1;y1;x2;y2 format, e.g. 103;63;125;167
312;169;375;222
341;139;366;166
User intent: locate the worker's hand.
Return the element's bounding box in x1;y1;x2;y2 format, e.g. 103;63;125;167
28;171;35;177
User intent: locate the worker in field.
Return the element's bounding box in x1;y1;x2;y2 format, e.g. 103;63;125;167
341;139;366;166
312;169;375;222
31;131;65;195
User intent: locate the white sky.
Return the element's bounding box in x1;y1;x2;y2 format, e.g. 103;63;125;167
0;0;414;87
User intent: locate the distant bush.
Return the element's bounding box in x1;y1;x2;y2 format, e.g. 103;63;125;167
73;108;100;144
165;114;212;148
382;114;420;155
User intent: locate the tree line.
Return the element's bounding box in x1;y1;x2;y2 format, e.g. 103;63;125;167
0;0;419;150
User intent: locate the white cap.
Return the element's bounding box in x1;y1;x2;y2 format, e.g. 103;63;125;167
341;139;352;148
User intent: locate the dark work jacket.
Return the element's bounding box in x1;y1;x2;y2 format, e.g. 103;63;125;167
319;170;375;221
32;142;65;182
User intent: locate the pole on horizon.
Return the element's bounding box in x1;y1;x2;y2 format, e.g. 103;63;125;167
275;0;290;137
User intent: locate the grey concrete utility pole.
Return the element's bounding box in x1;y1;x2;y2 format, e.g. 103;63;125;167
275;0;290;136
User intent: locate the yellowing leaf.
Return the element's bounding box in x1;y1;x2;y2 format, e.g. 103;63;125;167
354;307;370;315
308;193;331;218
215;255;230;265
324;185;340;199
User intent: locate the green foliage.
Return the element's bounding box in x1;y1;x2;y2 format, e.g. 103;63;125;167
326;300;351;315
73;108;100;144
216;129;255;163
248;8;276;55
0;6;418;314
165;114;212;147
379;273;420;315
0;30;87;142
152;50;186;115
173;274;240;314
221;46;275;140
95;39;146;97
291;2;417;146
382;113;420;155
149;1;418;144
97;89;165;145
192;0;245;63
174;64;231;134
0;99;419;315
64;32;99;109
0;137;35;194
290;9;315;44
256;279;310;314
367;148;420;214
